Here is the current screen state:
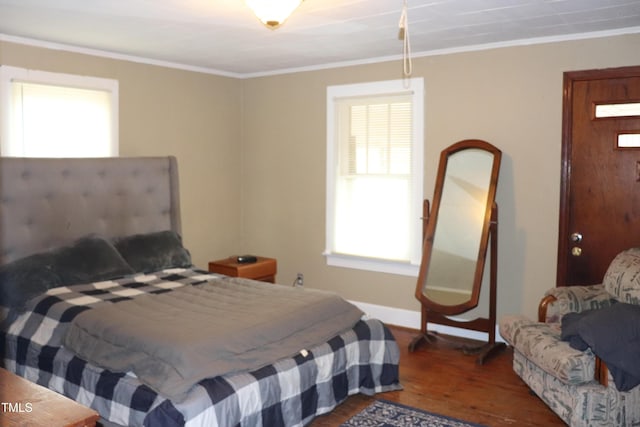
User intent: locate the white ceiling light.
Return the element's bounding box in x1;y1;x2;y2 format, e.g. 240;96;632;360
245;0;302;29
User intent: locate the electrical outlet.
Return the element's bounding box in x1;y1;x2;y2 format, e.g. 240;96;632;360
295;273;304;287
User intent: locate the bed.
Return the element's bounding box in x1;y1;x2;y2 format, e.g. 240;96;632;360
0;156;401;427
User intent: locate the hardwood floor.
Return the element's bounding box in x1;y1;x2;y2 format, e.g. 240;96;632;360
310;325;566;427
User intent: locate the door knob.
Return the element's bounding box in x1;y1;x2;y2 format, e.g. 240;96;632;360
571;246;582;256
570;232;583;242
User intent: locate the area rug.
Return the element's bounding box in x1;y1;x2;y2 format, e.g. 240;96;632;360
340;399;486;427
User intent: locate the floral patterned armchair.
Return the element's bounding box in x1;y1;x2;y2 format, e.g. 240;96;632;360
499;248;640;426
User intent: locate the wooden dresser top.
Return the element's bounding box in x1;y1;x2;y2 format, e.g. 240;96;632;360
0;368;99;427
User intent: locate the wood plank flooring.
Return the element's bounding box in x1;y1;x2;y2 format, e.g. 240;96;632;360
310;325;566;427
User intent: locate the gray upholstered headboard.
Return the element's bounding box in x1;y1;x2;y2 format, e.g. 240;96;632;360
0;156;181;265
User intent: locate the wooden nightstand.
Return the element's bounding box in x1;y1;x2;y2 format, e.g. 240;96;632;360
208;256;277;283
0;368;99;427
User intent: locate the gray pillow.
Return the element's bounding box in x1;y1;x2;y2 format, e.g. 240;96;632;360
114;230;192;273
0;252;61;309
52;236;135;285
0;236;134;309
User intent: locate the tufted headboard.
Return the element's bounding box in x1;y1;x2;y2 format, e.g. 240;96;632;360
0;156;181;265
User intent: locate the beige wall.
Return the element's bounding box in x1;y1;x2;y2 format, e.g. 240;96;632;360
241;33;640;321
0;41;244;267
2;33;640;323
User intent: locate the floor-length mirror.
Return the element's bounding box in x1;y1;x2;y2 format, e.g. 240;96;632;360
409;139;505;364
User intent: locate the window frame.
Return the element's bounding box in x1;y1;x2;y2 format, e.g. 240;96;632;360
325;78;424;276
0;65;119;157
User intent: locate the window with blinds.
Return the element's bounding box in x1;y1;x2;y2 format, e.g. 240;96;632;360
342;96;412;176
0;66;118;157
326;79;424;276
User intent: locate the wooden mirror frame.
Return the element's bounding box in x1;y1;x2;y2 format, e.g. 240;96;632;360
410;139;505;364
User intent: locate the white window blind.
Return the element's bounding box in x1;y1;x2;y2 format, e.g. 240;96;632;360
326;79;424;276
0;66;118;157
343;96;412;176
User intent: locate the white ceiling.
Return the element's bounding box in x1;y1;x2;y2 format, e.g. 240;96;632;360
0;0;639;78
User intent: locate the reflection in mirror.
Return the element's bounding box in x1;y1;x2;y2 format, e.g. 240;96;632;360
423;149;494;307
409;139;505;365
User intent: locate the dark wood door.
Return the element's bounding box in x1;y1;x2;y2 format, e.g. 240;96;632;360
557;66;640;287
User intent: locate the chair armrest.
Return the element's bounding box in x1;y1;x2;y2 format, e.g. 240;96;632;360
538;284;616;323
596;357;609;387
538;294;557;322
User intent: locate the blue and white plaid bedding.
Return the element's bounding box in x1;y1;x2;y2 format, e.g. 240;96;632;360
1;268;402;427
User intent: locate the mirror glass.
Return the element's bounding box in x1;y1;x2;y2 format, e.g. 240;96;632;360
421;148;495;306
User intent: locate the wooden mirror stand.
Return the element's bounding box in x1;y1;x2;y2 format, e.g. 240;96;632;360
409;140;506;365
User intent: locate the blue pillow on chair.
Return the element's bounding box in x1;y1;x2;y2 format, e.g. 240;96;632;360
562;302;640;391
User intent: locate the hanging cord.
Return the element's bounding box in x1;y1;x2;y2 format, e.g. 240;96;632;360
398;0;412;77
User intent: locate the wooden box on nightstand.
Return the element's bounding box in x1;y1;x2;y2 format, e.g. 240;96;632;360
208;256;277;283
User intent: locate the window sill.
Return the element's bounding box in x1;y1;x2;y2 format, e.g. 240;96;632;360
324;252;419;277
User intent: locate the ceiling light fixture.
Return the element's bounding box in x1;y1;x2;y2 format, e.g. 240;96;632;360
245;0;302;29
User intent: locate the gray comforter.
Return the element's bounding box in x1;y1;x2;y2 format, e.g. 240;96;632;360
64;277;364;401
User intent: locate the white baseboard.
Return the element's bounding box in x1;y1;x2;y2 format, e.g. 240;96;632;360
350;300;505;343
